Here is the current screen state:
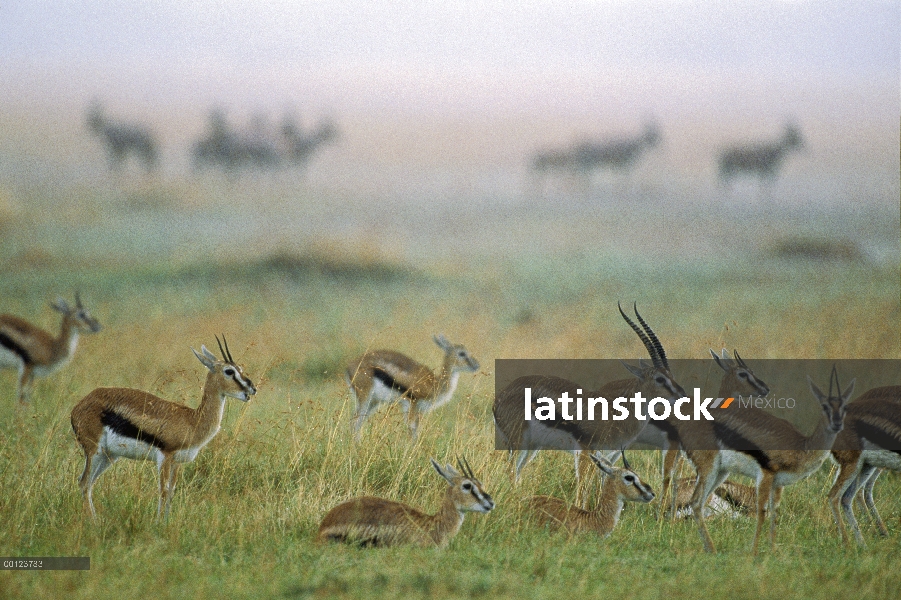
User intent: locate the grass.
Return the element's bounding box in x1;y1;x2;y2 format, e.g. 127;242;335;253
0;174;898;599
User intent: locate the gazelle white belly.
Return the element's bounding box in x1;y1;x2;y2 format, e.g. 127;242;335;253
101;428;204;464
718;450;763;482
522;421;582;452
0;347;22;369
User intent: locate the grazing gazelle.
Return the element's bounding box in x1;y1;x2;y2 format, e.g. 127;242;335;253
827;385;901;546
70;337;256;519
494;302;685;507
685;365;853;553
316;457;495;548
346;335;480;440
717;123;804;184
656;348;770;519
0;294;102;404
529;452;655;537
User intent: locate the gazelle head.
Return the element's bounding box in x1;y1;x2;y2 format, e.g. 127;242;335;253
618;302;686;400
52;293;102;334
591;451;655;503
434;334;480;374
192;335;257;402
710;348;770;397
431;457;495;514
807;365;854;434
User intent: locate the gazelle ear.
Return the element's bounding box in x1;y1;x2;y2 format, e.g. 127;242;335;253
193;346;217;372
807;375;825;402
620;360;643;378
52;298;70;313
433;334;451;350
710;348;731;371
590;452;616;477
840;379;856;404
431;458;458;483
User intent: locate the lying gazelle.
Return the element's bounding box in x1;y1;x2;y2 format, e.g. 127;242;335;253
0;293;102;405
685;365;853;553
70;336;256;519
529;452;654;537
316;457;494;548
346;334;480;440
669;477;759;519
827;385;901;546
494;302;685;507
656;349;770;519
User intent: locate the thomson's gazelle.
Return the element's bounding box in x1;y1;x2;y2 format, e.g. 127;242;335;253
346;334;480;440
686;365;853;553
827;385;901;546
0;293;102;404
529;452;654;537
70;337;256;519
316;457;495;547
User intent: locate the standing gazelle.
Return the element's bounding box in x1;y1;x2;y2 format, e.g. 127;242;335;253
656;348;770;519
346;335;480;440
494;302;685;507
316;457;495;547
529;452;655;537
685;365;853;553
0;293;102;404
827;385;901;546
70;337;256;519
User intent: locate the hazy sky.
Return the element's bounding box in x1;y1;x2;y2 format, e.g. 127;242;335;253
3;0;897;112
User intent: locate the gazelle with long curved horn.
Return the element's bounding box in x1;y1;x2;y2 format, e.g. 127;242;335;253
346;334;480;440
529;451;655;537
316;457;495;547
685;364;853;553
0;293;102;404
827;385;901;546
70;336;257;519
494;303;685;506
655;348;770;519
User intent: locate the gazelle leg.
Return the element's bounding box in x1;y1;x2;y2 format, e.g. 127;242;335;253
660;447;681;520
690;455;726;553
514;450;538;483
163;463;180;518
16;364;34;405
828;461;859;546
81;450;114;519
352;393;376;441
157;454;175;521
407;402;422;441
753;472;775;555
860;468;888;536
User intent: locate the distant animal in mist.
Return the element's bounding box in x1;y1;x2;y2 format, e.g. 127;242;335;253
192;109;338;174
532;121;662;178
86;103;159;173
717;123;804;185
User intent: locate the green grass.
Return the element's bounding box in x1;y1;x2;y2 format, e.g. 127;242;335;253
0;177;899;599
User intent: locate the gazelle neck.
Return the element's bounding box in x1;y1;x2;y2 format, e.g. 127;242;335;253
593;481;625;535
803;412;839;453
192;371;230;434
431;489;466;547
52;315;81;364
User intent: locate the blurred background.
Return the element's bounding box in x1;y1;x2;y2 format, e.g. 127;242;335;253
0;0;898;294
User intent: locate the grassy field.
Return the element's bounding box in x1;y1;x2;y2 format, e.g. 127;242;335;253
0;171;899;599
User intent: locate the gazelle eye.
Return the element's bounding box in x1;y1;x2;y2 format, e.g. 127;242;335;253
224;368;235;377
624;475;635;483
738;372;748;379
462;482;472;491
